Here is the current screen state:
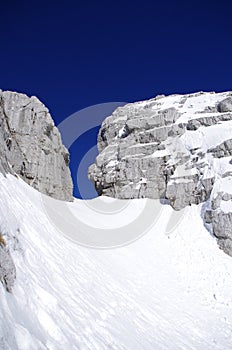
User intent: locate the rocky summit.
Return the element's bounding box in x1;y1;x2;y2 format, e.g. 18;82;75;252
0;90;73;201
89;91;232;255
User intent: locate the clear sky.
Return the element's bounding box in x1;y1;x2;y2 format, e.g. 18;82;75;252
1;0;232;197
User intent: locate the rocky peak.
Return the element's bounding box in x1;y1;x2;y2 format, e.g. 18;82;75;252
89;91;232;255
0;90;73;201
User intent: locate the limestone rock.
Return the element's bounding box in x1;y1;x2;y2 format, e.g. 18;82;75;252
208;139;232;158
205;177;232;256
89;91;232;255
89;92;231;209
217;97;232;113
0;90;73;201
0;244;16;292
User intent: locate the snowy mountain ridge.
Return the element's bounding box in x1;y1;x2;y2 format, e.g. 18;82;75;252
89;91;232;255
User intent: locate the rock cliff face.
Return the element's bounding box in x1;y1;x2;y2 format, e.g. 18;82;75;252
0;90;73;201
89;91;232;255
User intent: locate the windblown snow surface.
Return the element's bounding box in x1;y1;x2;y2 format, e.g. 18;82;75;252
1;174;232;350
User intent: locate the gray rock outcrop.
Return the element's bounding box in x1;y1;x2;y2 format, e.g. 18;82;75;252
0;243;16;292
89;92;232;255
0;90;73;201
208;139;232;158
204;177;232;256
217;97;232;113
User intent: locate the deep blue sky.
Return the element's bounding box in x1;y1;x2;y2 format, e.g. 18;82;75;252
1;1;232;198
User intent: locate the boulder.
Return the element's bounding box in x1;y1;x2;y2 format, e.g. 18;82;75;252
217;97;232;113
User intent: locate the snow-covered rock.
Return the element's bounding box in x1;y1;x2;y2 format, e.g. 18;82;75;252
205;176;232;256
217;96;232;112
0;90;73;201
89;91;232;254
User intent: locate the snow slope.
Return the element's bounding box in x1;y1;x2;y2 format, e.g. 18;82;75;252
1;175;232;349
